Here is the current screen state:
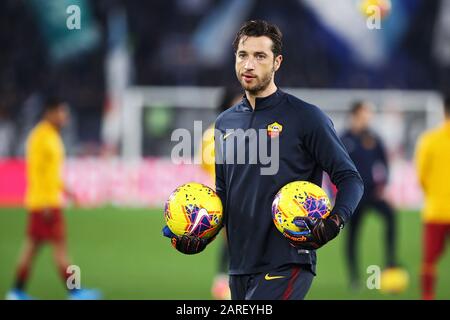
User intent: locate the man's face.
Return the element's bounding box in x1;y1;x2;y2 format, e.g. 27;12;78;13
353;104;373;130
50;104;70;129
235;36;282;95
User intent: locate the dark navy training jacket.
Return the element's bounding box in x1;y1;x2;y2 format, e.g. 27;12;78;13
340;129;389;197
214;89;364;275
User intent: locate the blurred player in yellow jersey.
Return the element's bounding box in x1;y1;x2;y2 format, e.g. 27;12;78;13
6;97;100;300
415;96;450;300
199;87;242;300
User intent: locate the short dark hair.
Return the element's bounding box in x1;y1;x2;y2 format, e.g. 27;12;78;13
232;20;283;58
43;96;66;113
444;95;450;116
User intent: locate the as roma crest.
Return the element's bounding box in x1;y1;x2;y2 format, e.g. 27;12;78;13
267;122;283;138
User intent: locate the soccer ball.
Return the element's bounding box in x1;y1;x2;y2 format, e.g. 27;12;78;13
360;0;392;19
380;267;409;294
164;182;223;239
271;181;331;236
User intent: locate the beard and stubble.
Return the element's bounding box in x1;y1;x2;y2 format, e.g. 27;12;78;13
237;66;275;96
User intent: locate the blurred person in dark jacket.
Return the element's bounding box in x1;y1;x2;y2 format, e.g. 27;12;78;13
340;101;397;290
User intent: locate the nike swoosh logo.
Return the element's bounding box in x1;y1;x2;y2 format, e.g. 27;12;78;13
222;132;234;140
264;274;286;281
190;208;209;234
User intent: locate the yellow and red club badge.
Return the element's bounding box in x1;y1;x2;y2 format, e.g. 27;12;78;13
267;122;283;138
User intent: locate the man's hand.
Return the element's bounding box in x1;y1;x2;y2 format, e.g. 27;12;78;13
162;226;212;255
283;214;344;250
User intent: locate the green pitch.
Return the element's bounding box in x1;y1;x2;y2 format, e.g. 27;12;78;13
0;207;449;300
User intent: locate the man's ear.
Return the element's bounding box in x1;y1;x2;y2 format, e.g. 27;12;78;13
274;55;283;72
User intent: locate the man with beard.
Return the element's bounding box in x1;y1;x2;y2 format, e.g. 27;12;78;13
163;20;364;300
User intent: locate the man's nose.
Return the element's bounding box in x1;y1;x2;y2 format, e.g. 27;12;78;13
244;57;255;70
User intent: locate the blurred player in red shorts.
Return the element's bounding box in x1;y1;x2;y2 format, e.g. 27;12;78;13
415;95;450;300
6;97;100;300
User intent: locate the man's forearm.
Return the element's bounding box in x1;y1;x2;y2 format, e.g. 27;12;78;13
331;171;364;224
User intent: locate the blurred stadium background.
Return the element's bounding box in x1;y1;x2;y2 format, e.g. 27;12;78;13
1;0;450;299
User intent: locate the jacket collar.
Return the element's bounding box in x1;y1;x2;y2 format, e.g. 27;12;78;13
242;88;284;111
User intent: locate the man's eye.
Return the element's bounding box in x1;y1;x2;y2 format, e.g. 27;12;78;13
238;53;247;58
257;55;266;60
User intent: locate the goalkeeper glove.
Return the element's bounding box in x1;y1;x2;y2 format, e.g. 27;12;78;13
162;226;212;255
283;214;344;250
